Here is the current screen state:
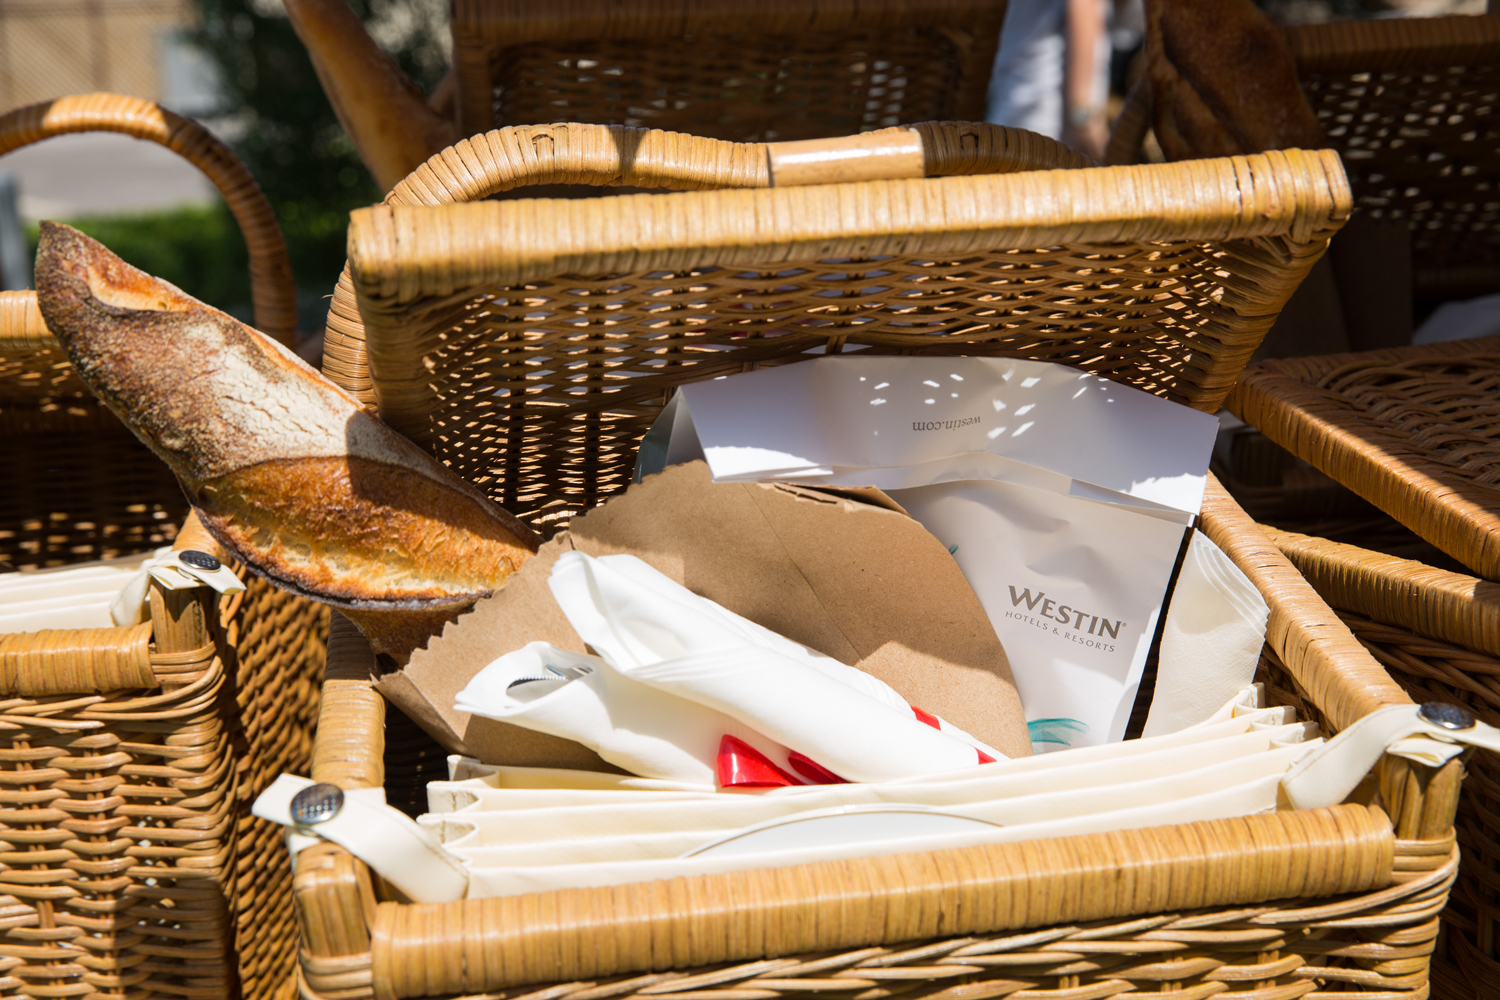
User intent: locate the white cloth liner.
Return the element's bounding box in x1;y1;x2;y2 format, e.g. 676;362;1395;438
457;552;1000;785
1143;531;1270;737
257;686;1500;902
430;725;1315;865
0;547;170;631
637;356;1222;750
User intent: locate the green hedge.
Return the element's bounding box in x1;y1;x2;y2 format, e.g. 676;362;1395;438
26;200;353;330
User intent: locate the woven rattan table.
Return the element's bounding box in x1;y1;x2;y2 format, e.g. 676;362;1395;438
1108;13;1500;303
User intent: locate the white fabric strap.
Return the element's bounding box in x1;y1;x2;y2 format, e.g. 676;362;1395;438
252;774;469;903
110;550;246;626
1282;704;1500;810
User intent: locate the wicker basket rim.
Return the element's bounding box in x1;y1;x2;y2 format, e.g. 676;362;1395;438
347;147;1351;308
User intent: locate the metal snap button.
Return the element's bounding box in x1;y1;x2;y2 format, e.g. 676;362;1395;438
290;783;345;825
179;550;222;571
1419;702;1476;731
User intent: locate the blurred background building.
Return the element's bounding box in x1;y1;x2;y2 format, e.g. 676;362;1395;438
0;0;1487;326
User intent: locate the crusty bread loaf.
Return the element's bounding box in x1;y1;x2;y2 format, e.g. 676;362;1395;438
35;222;537;659
1147;0;1325;161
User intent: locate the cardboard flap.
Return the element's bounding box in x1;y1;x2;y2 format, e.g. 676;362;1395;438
395;461;1031;767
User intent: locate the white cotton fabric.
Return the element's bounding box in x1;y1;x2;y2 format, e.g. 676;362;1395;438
457;551;999;785
0;547;171;631
253;686;1500;902
1143;532;1270;737
428;689;1325;898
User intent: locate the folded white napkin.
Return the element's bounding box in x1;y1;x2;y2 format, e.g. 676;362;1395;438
454;642;787;787
1143;532;1270;737
551;551;1002;778
456;551;1000;786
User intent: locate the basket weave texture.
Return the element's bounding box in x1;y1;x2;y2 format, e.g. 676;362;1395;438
0;517;328;1000
1265;527;1500;994
2;300;330;999
1106;14;1500;301
1227;336;1500;583
447;0;1006;141
332;123;1348;533
1288;15;1500;300
1;293;184;569
1;93;325;999
293;478;1458;1000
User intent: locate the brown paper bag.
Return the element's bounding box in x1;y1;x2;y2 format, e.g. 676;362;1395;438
383;461;1032;769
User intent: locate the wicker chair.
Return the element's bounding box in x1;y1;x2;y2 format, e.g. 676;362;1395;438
0;94;324;1000
1107;13;1500;303
447;0;1008;141
285;0;1011;191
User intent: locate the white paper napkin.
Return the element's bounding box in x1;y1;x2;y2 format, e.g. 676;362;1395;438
1142;532;1270;737
454;641;784;787
549;551;1001;781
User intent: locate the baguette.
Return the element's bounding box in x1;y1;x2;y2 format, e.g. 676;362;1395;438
1147;0;1325;161
34;222;538;660
284;0;456;191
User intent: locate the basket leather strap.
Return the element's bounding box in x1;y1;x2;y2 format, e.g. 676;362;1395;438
255;773;469;903
1283;703;1500;809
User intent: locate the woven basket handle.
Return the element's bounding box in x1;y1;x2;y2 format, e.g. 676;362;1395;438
0;93;298;346
387;121;1092;207
0;289;48;351
322;121;1092;408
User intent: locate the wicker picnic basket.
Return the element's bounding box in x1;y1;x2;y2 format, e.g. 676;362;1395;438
0;516;326;1000
1227;336;1500;582
446;0;1008;142
325;121;1347;531
1265;525;1500;993
280;122;1463;1000
0;94;325;1000
0;93;299;569
293;475;1462;1000
1107;13;1500;303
